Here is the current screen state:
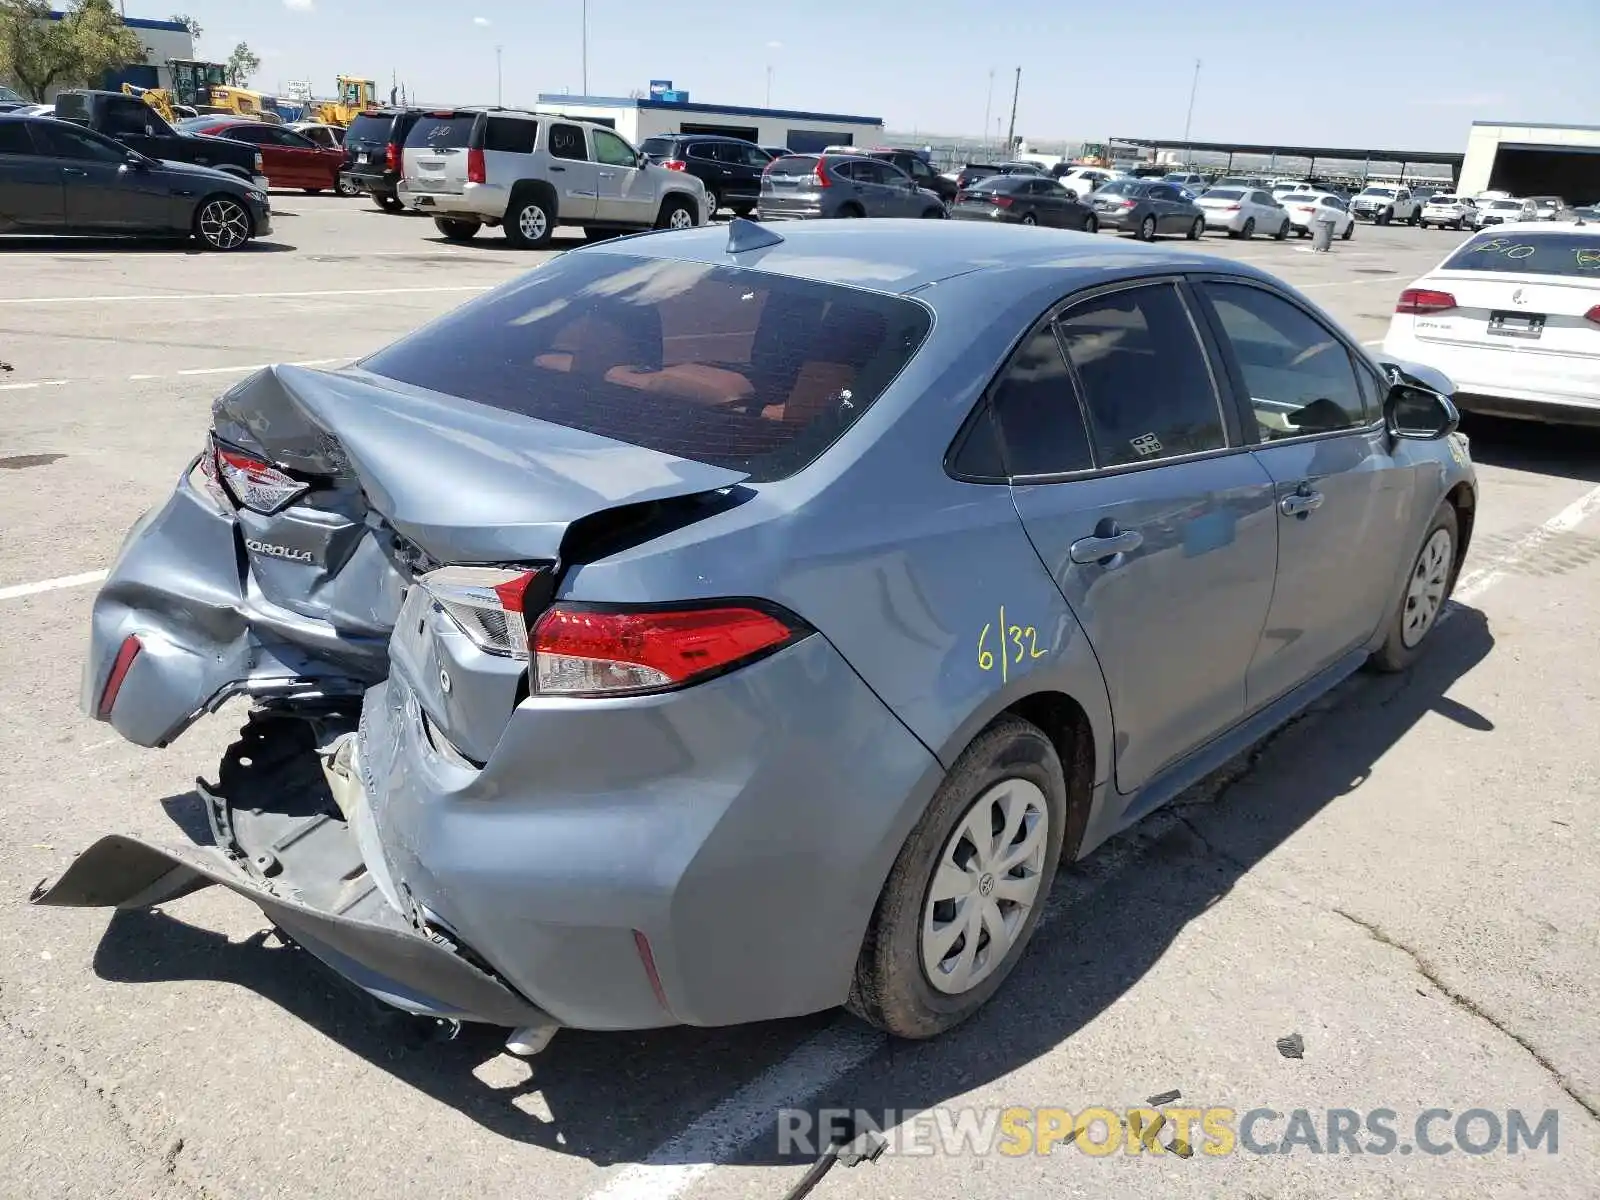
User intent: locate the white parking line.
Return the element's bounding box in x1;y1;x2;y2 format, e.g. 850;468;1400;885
0;285;492;306
0;570;108;602
1298;274;1406;289
0;380;69;392
577;478;1600;1200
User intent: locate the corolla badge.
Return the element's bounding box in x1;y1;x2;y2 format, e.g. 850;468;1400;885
244;539;313;563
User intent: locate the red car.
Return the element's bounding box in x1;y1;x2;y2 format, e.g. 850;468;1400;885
180;119;353;194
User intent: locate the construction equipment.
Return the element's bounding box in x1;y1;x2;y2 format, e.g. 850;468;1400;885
165;59;276;121
121;82;180;124
310;76;379;127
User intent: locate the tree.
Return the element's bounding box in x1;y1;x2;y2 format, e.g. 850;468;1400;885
169;12;201;42
224;41;258;87
0;0;144;100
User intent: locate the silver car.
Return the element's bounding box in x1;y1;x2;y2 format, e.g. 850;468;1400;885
758;153;947;220
39;221;1476;1052
398;107;706;247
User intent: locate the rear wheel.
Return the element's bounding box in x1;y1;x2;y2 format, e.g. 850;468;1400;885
1370;502;1459;672
504;194;555;249
433;216;481;242
704;188;720;218
1085;214;1100;235
1410;208;1421;226
1187;216;1203;240
1138;214;1157;241
1274;219;1289;240
731;204;755;218
1342;220;1354;241
847;715;1067;1039
837;203;864;218
335;176;360;198
1021;212;1037;226
374;193;403;213
656;196;697;230
193;195;253;251
922;207;945;218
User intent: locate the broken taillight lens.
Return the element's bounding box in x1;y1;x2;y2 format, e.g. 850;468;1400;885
531;603;806;696
214;443;310;514
419;565;545;659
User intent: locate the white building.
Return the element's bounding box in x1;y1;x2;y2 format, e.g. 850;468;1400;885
533;93;884;154
18;11;194;102
1457;120;1600;203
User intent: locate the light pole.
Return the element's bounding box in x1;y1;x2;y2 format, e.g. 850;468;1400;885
1182;58;1201;150
982;68;994;158
581;0;589;94
1004;66;1020;156
495;45;503;106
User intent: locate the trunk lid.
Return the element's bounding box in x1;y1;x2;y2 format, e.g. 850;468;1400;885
402;112;477;195
1402;272;1600;362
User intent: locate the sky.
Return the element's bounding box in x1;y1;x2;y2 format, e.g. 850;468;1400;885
169;0;1597;150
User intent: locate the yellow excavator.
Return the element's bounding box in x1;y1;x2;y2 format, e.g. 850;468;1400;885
309;76;379;127
125;60;277;122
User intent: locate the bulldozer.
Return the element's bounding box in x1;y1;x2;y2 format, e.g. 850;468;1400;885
309;76;378;127
166;59;277;120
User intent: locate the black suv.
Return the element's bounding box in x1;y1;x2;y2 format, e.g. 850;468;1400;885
340;107;424;211
638;133;771;218
863;148;956;203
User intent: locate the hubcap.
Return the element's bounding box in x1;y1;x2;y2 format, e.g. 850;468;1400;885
921;779;1049;996
199;199;249;249
1402;528;1453;648
669;206;694;229
519;204;548;240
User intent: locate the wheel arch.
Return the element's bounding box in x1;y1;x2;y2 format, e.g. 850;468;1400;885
1444;480;1477;578
508;178;559;223
1002;691;1096;863
657;188;701;224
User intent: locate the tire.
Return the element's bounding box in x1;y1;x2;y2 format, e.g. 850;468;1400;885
193;195;253;251
656;196;697;230
1187;216;1203;240
1085;215;1100;235
1419;220;1429;229
922;207;945;219
433;216;480;242
1380;208;1393;226
504;193;555;249
731;205;755;218
1021;212;1037;226
374;193;403;213
837;204;864;219
1410;208;1421;226
1342;220;1354;241
1369;502;1460;673
302;188;323;195
847;715;1068;1039
583;226;618;242
704;189;720;218
1138;214;1157;241
1274;219;1289;240
1241;217;1256;239
335;176;360;198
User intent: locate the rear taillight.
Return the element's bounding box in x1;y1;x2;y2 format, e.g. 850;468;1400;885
419;565;545;659
1585;304;1600;325
1396;288;1457;314
663;158;686;171
214;442;309;514
1120;199;1137;209
385;141;399;173
531;603;806;696
992;195;1013;209
467;147;486;184
97;635;142;720
814;160;832;188
1219;203;1240;211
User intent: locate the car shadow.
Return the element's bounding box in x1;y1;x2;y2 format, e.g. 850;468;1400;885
88;607;1494;1171
1458;412;1600;484
417;229;588;252
0;236;296;255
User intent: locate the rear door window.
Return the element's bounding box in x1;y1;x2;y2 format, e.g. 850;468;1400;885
549;123;588;161
1055;284;1226;468
407;114;477;149
1199;282;1367;437
358;254;934;481
483;117;536;154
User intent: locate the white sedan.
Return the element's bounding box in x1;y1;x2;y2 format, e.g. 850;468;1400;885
1381;222;1600;426
1280;191;1355;240
1195;186;1291;239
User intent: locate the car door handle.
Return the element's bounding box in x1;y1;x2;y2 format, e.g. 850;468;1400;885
549;165;566;172
63;167;88;176
597;169;615;177
1069;529;1143;564
1280;490;1325;517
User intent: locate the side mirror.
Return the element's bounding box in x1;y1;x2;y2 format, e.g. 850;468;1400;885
124;151;148;169
1384;384;1459;440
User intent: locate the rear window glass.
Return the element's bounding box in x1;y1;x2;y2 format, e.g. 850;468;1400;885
1098;180;1139;196
1440;233;1600;278
406;114;476;149
483;116;536;154
1428;195;1459;204
52;93;91;123
359;254;934;482
640;137;675;157
1204;188;1244;200
966;175;1015;191
767;155;820;176
346;113;395;144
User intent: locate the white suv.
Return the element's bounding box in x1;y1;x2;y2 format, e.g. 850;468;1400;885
398;108;708;248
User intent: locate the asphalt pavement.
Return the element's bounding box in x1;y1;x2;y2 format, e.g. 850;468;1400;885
1;199;1596;1200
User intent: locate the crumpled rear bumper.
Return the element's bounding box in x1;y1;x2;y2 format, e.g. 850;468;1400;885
30;719;548;1028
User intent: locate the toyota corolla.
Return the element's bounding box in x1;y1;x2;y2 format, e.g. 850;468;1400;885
36;219;1477;1053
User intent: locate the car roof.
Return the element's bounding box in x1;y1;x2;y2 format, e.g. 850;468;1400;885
594;218;1284;297
653;132;755;143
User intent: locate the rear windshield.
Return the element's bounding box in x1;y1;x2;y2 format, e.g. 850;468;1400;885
1098;180;1140;196
1440;232;1600;278
358;253;934;482
640;137;675;158
1488;200;1522;210
1428;195;1460;204
1204;188;1244;200
346;113;395;145
52;92;91;123
406;113;476;149
965;175;1016;191
767;155;820;176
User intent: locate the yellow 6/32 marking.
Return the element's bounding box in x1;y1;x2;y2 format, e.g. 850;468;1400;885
979;604;1050;679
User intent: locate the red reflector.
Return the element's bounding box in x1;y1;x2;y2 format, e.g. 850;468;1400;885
466;147;486;184
97;635;142;720
1397;288;1457;314
1584;304;1600;325
532;604;802;696
633;930;672;1013
663;159;687;171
